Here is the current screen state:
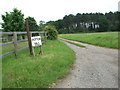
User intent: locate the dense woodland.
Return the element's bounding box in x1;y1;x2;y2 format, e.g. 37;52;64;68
1;8;120;34
46;12;119;34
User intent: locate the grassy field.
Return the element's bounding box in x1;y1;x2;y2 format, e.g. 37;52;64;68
2;40;75;88
59;32;119;49
1;42;28;55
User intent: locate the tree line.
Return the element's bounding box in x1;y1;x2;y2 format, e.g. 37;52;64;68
46;12;119;34
1;8;119;34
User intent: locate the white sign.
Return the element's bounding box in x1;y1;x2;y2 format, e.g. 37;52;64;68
31;36;42;47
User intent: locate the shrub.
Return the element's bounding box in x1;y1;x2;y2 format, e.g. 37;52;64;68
45;26;58;40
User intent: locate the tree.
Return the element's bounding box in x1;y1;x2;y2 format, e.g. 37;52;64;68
1;8;25;32
45;26;58;40
39;20;45;31
97;17;110;32
44;12;118;34
27;16;38;31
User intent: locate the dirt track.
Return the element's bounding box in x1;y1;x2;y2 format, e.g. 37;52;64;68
54;38;118;88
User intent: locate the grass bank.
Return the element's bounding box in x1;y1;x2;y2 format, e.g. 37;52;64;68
2;40;75;88
59;32;119;49
61;39;86;48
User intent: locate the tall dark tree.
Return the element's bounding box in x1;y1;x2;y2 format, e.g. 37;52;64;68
97;17;110;32
1;8;25;32
27;16;38;31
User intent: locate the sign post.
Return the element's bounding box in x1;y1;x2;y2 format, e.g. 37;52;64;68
31;36;43;55
25;18;34;56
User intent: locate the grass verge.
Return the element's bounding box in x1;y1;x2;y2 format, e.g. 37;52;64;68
2;40;75;88
61;39;86;48
59;32;119;49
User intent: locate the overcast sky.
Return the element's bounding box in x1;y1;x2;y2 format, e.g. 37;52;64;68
0;0;119;28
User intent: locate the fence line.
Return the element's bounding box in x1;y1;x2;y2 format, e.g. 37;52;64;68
0;42;14;46
0;31;47;58
1;31;46;35
0;36;46;47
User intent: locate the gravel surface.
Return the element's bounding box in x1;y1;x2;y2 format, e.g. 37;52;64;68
54;38;118;88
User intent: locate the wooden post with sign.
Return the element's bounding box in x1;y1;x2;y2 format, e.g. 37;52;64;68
31;33;35;56
39;33;43;55
31;36;43;55
25;18;34;56
39;45;43;55
32;47;35;56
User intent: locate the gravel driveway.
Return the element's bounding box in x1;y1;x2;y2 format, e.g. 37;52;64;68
54;38;118;88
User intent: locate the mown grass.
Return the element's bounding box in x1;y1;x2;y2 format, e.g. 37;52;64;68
2;40;75;88
59;32;119;49
1;42;28;55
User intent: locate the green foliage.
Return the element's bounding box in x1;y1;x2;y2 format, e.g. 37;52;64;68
46;12;119;34
59;32;118;49
97;17;110;32
45;26;58;40
2;40;75;88
39;20;45;31
1;8;25;32
27;16;38;31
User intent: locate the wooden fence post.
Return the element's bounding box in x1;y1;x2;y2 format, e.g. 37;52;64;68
13;32;17;58
25;18;34;56
39;32;43;55
39;45;43;55
31;33;35;56
39;32;41;36
45;32;47;45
